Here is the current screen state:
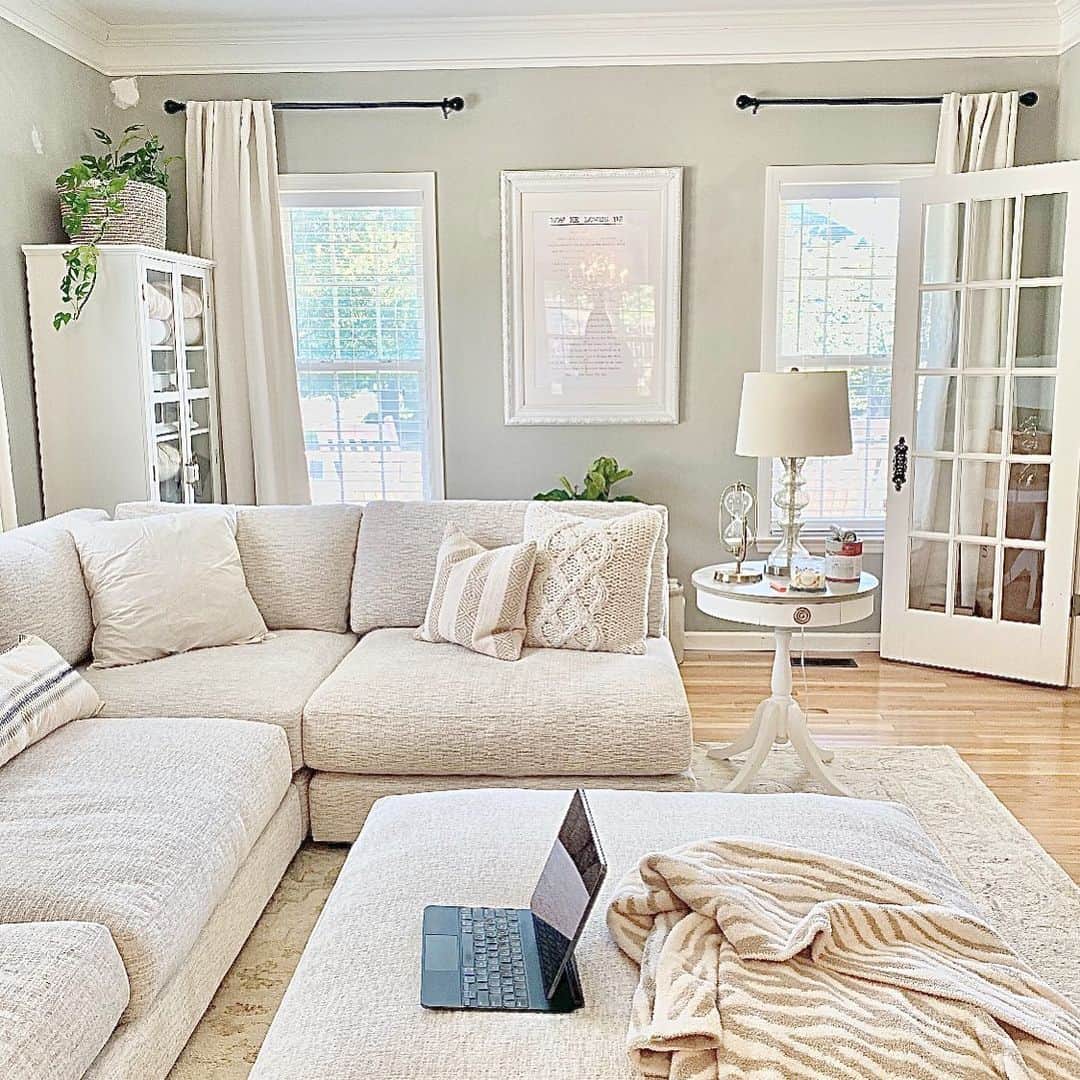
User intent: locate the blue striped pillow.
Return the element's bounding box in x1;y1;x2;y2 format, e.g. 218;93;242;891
0;636;102;768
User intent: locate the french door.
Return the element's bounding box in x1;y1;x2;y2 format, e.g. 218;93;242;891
881;161;1080;685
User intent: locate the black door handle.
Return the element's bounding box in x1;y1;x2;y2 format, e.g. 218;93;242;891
892;436;909;492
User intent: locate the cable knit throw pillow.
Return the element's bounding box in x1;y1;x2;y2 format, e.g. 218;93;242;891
416;525;538;661
523;505;662;654
0;635;102;769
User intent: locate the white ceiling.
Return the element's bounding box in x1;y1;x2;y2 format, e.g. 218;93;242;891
2;0;1078;75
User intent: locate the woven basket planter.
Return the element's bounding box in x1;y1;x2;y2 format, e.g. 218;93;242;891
60;180;167;248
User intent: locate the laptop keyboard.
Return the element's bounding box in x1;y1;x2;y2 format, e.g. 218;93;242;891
459;907;530;1009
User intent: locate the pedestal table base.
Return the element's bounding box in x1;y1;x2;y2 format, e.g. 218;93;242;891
706;627;852;797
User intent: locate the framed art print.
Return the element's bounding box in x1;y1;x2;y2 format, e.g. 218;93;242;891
501;167;683;425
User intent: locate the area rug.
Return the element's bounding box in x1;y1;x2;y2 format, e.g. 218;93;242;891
169;744;1080;1078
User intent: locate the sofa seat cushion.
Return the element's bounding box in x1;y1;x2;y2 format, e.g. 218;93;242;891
0;921;129;1080
303;628;692;777
82;630;356;770
0;716;292;1020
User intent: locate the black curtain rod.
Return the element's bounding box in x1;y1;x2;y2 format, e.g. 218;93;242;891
736;91;1038;113
163;96;465;118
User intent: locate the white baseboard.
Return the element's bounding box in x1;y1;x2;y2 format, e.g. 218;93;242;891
685;631;880;654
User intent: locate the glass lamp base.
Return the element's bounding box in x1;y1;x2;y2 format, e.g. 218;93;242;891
765;538;810;578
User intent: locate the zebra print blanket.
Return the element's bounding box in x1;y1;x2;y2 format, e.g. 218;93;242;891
606;839;1080;1078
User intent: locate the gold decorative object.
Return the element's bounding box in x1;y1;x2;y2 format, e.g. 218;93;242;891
716;482;763;584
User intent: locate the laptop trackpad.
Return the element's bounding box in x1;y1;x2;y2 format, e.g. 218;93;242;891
424;934;459;971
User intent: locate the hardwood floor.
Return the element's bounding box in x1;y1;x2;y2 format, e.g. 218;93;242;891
682;651;1080;880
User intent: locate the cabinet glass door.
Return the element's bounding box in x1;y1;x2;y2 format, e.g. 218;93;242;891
142;263;219;505
176;271;218;503
882;162;1080;684
143;267;185;503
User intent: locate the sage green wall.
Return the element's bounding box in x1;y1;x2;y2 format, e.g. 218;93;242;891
122;58;1059;631
1060;44;1080;159
0;18;109;522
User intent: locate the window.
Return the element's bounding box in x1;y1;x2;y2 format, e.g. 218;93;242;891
280;173;443;503
760;165;929;541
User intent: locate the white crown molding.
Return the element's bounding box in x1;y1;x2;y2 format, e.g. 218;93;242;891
100;6;1066;76
1061;0;1080;52
0;1;1071;76
0;0;107;70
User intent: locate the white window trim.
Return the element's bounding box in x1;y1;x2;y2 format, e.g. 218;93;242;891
757;163;932;552
278;171;446;499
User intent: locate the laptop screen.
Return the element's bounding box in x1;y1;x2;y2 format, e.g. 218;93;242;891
528;790;606;998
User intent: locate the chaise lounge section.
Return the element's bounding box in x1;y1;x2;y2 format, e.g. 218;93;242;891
0;511;308;1077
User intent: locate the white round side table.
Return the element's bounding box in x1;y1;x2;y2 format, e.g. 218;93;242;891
691;564;879;797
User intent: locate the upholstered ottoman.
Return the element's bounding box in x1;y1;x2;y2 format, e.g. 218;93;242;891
251;788;975;1079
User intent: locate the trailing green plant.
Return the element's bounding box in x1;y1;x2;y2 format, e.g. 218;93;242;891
53;125;179;330
534;456;641;502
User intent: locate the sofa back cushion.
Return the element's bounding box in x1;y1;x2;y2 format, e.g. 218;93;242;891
351;501;528;635
235;505;361;632
0;509;108;665
114;502;362;632
350;500;669;636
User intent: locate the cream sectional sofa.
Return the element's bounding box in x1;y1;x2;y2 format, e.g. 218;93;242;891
0;499;693;1078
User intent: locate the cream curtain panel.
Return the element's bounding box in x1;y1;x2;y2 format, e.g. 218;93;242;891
185;100;310;506
913;91;1018;613
0;373;17;530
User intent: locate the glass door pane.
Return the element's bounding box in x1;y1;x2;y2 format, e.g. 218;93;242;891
1001;548;1044;624
190;431;214;503
954;542;995;619
1015;286;1060;367
178;273;210;393
967;197;1015;282
144;267;179;393
153;399;183;503
1019;192;1067;279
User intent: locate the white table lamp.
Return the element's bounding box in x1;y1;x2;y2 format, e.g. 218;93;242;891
736;371;853;578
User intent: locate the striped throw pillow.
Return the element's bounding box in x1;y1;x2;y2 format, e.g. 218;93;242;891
0;636;102;769
416;525;538;661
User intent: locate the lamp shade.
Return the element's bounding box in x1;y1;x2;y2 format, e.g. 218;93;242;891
735;371;853;458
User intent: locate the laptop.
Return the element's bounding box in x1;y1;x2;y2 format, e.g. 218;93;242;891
420;789;606;1013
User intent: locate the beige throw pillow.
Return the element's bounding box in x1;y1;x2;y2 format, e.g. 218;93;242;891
523;505;662;654
416;525;538;661
71;511;268;668
0;636;102;768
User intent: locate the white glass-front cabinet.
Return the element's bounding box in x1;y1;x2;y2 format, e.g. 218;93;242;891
23;245;223;515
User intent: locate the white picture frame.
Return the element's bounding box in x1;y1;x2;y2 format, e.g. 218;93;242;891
501;167;683;425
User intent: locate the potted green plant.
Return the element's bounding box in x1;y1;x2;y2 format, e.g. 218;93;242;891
534;456;642;502
53;124;179;329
